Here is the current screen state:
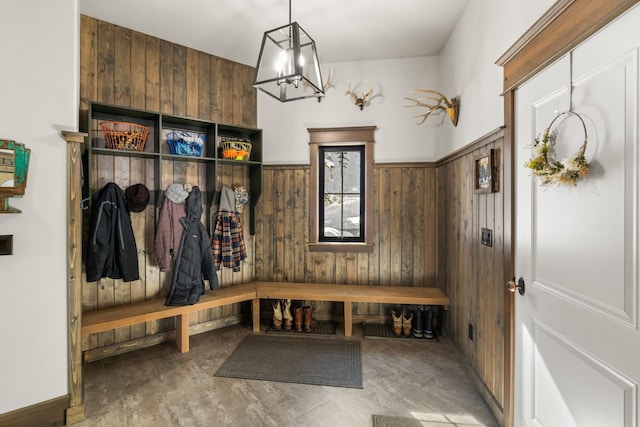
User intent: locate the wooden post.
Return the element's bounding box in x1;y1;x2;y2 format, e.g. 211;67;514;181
175;314;189;353
62;131;87;424
252;298;261;332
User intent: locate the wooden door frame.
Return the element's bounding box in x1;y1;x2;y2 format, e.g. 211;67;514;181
496;0;639;425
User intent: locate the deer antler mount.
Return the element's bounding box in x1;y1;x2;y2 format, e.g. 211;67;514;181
345;80;374;110
405;90;459;126
303;68;335;102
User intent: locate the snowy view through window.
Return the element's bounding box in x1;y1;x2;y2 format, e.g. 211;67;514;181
322;149;362;239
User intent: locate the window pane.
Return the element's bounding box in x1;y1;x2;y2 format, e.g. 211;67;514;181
342;151;360;194
323;195;348;237
342;195;361;237
324;151;342;194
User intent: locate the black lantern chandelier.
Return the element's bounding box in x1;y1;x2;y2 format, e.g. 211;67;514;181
253;0;324;102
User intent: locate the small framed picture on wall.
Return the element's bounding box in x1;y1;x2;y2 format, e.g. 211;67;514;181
474;149;496;194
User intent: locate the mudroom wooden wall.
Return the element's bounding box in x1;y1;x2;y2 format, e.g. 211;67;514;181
255;163;439;321
79;15;257;359
436;128;506;417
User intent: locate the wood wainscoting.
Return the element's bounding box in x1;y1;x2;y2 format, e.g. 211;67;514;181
255;163;439;322
437;127;506;422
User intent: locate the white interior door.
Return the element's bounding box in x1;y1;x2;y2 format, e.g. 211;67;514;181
514;6;640;426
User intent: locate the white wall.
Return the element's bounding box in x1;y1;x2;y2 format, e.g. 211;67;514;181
259;0;558;163
0;0;78;414
437;0;557;158
258;56;442;164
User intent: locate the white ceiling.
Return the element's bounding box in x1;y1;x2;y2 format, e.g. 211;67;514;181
79;0;470;66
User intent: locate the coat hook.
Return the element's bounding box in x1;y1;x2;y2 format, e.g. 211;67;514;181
275;190;282;196
294;189;300;196
80;197;90;210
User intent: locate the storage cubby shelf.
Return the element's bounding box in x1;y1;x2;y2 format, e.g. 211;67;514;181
82;102;263;235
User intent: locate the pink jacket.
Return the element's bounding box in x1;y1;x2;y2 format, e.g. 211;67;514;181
154;197;187;272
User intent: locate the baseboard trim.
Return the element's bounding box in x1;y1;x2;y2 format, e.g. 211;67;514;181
0;395;69;427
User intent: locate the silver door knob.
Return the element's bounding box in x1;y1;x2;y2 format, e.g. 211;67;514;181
507;277;525;295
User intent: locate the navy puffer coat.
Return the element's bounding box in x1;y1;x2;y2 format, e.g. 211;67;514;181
166;186;218;306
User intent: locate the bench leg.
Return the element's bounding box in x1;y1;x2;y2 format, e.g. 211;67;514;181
344;300;353;337
176;314;189;353
252;298;260;333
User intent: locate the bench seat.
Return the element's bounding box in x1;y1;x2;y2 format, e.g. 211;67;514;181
82;281;450;354
253;281;449;337
82;282;257;353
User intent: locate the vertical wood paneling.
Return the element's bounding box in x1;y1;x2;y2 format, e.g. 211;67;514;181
130;31;146;110
80;15;257;353
210;56;223;122
198;51;211;120
159;40;173;115
436;130;505;410
145;36;160;112
80;15;97;110
400;169;414;286
232;62;244;126
257;164;439;321
221;60;234;124
293;169;307;282
172;45;187;117
96;21;115;104
114;26;131;107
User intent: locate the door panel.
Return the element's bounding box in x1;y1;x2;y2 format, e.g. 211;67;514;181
514;5;640;426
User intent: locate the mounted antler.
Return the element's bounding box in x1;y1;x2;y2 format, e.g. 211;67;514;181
345;80;374;110
303;68;334;102
405;90;459;126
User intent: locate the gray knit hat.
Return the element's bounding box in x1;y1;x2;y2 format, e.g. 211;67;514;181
165;183;189;204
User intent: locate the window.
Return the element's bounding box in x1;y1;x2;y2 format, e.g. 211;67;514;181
308;126;375;253
319;146;364;242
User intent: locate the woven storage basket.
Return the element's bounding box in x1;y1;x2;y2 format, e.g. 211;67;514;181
220;140;252;161
166;131;205;157
100;121;148;152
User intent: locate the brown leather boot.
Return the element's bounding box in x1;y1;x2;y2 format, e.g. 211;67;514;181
294;306;304;332
303;305;314;333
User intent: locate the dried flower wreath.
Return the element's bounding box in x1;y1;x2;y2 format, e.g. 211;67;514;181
524;111;589;186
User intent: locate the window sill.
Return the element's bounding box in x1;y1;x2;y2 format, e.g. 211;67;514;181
308;242;374;253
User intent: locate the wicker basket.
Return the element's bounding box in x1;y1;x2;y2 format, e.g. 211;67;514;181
220;140;252;161
100;121;148;152
166;131;205;157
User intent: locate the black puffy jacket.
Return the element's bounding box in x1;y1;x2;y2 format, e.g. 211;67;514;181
86;182;140;282
166;186;218;305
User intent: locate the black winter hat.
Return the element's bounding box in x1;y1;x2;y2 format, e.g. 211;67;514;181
125;183;150;213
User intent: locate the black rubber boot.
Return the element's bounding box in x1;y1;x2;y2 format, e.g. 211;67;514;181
412;306;423;338
423;306;434;339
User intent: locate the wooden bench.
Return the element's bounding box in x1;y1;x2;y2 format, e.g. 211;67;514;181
253;281;450;337
82;281;450;354
81;282;257;353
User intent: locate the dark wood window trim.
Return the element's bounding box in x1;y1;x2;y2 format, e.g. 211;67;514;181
308;126;375;253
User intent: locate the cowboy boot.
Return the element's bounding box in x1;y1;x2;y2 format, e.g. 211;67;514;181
272;300;283;331
423;306;434;339
391;310;402;337
282;299;293;331
294;306;304;332
402;312;413;337
303;305;314;333
412;306;424;338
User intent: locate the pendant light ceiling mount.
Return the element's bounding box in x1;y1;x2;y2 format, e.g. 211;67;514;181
253;0;324;102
